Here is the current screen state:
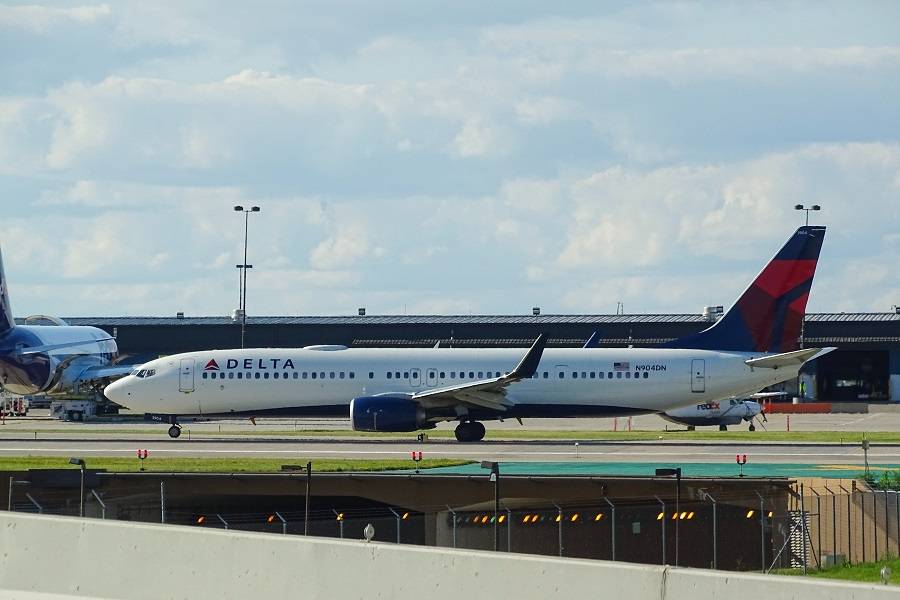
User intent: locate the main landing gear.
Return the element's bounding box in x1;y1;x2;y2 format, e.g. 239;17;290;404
455;421;486;442
718;424;728;432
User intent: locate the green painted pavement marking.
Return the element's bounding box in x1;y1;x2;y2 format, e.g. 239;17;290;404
415;462;900;479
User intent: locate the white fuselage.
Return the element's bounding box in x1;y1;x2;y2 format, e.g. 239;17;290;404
105;346;799;421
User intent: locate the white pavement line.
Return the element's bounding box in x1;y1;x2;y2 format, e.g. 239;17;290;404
839;414;880;426
0;447;899;460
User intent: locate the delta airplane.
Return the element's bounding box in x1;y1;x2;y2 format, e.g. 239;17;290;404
105;226;832;442
0;248;133;397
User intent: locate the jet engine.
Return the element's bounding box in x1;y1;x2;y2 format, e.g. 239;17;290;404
350;395;430;432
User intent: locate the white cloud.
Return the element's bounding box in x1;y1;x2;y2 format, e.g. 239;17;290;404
515;96;582;125
309;223;370;270
575;47;900;82
0;4;110;33
1;2;899;317
451;117;507;158
499;178;562;214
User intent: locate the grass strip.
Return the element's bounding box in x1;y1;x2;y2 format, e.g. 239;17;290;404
776;556;900;585
0;456;471;473
3;427;899;443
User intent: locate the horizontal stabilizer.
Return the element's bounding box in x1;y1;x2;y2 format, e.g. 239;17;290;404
745;347;835;370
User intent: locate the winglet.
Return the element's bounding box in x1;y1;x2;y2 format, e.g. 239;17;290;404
509;334;546;379
583;331;600;349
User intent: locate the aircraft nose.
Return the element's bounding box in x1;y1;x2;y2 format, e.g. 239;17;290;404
104;377;133;407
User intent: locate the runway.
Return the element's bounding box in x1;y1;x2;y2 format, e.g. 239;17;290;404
4;410;900;436
0;437;892;465
0;411;897;472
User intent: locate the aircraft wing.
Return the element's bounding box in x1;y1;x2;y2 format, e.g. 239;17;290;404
76;364;136;386
17;337;116;356
410;335;546;412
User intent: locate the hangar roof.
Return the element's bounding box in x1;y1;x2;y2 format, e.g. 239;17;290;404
54;312;900;327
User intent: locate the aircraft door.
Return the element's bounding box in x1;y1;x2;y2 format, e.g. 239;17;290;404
426;368;437;387
409;368;421;388
179;358;195;393
691;359;706;393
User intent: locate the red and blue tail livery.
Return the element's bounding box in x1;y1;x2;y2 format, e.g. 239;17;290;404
668;226;826;353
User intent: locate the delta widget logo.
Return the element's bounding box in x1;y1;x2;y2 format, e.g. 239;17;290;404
203;359;220;371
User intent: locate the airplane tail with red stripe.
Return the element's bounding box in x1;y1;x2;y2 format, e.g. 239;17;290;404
667;226;826;353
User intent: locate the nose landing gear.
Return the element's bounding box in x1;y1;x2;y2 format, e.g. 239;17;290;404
167;416;182;439
454;421;486;442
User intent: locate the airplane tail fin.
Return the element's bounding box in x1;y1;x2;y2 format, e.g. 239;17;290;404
0;247;13;336
666;226;826;353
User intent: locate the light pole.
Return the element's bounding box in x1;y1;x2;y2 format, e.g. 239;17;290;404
481;461;500;551
792;206;818;349
234;205;260;349
656;467;681;566
69;458;85;517
794;204;820;226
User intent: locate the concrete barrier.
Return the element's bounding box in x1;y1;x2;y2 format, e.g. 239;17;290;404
0;513;895;599
831;402;869;414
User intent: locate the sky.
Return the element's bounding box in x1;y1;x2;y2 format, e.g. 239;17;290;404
1;1;899;318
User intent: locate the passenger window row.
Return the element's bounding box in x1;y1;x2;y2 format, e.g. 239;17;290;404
201;371;357;380
200;369;652;382
386;371;504;380
536;371;651;380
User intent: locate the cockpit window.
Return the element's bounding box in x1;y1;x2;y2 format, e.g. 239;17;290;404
135;369;157;379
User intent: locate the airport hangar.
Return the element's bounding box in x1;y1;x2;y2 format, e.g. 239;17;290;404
60;310;900;404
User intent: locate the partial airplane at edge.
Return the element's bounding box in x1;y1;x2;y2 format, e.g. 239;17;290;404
661;393;783;432
0;248;133;397
105;226;832;442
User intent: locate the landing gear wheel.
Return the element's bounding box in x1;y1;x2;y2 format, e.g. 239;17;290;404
748;423;756;432
168;425;182;439
718;424;728;432
454;421;486;442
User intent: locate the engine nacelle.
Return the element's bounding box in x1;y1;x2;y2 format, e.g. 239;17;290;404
350;395;427;432
0;351;55;395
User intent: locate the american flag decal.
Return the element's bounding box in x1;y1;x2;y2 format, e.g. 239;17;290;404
613;362;630;371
